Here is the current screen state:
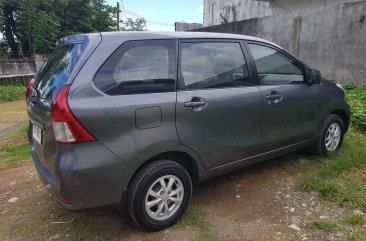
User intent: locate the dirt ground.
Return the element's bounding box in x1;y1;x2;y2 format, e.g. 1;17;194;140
0;145;360;241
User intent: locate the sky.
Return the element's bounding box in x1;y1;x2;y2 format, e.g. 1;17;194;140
106;0;204;31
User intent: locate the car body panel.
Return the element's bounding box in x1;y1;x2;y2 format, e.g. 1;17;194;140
27;32;350;210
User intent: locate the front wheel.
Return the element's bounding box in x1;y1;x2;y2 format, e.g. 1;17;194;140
127;160;192;231
312;114;345;155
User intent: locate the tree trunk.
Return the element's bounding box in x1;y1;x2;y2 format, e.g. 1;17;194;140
3;4;19;57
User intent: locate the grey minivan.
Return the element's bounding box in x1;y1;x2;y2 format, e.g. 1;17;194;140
27;32;350;231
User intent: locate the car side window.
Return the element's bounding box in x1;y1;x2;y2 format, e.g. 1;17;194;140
94;40;175;95
248;44;304;85
180;42;250;90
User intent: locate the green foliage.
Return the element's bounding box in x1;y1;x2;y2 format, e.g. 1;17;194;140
0;40;10;58
301;129;366;211
122;18;147;31
176;208;219;241
0;86;26;102
307;221;337;231
0;0;146;55
12;124;29;138
343;215;365;225
17;0;59;54
345;84;366;130
0;143;30;168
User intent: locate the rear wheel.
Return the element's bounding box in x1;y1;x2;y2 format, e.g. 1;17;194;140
311;114;344;155
127;160;192;231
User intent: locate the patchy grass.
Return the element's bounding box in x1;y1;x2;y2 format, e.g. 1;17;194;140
343;215;366;226
345;84;366;130
176;208;219;241
0;86;26;103
351;231;366;241
0;143;31;168
11;124;29;138
307;221;337;231
301;129;366;211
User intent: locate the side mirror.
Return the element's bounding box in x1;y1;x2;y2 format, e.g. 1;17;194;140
307;69;321;85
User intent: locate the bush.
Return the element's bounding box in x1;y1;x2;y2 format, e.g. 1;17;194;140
344;84;366;130
0;86;26;102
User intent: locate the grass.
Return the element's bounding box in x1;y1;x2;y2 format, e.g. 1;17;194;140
0;143;30;168
0;86;26;102
301;128;366;211
12;124;29;138
343;215;366;226
176;208;219;241
345;84;366;130
307;221;337;231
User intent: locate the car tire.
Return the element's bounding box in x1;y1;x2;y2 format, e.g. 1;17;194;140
127;160;192;231
311;114;345;155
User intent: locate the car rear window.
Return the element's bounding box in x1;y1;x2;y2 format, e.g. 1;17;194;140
34;44;86;99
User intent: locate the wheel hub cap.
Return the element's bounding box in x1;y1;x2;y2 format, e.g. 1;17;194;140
145;175;184;221
325;123;341;152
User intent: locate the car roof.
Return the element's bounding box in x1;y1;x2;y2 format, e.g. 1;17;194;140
99;31;282;49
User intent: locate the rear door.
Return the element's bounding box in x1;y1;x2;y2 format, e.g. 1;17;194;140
27;36;99;178
176;39;263;169
246;42;319;151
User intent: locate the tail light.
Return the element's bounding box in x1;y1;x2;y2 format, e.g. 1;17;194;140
26;78;36;99
51;85;95;143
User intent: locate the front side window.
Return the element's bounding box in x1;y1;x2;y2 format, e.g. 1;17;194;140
180;42;250;90
248;44;304;85
94;40;175;95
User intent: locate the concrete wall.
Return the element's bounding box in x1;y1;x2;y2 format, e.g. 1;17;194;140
203;0;272;27
270;0;363;15
175;22;203;32
196;1;366;84
0;60;36;76
0;55;47;76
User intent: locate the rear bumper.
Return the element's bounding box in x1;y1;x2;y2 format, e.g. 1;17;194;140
28;129;133;210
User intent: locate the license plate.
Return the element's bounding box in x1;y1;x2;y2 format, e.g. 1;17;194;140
32;124;42;145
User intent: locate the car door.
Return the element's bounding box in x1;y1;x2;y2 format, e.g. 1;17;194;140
246;41;320;152
176;39;263;169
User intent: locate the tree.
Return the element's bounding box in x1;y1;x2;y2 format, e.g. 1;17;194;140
0;0;147;57
122;18;147;31
17;0;59;55
1;0;19;56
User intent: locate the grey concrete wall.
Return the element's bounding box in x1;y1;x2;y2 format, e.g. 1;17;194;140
196;1;366;84
270;0;363;15
0;60;37;76
204;0;272;27
0;55;47;76
175;22;203;32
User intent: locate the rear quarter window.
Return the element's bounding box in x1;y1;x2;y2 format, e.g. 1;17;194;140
94;39;176;95
35;44;86;99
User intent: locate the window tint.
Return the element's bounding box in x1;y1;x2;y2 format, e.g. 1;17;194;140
248;44;304;85
94;40;175;95
35;44;86;99
180;42;250;90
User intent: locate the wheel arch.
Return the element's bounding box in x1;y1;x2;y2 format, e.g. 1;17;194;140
331;109;350;132
128;151;200;189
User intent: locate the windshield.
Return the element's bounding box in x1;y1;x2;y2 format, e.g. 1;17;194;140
34;44;86;99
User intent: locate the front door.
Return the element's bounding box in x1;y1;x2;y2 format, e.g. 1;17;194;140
246;42;319;151
176;40;263;169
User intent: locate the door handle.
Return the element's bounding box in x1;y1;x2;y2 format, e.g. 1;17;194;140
265;94;282;100
265;94;283;104
184;101;206;107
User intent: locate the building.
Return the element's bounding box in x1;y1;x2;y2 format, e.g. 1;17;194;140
203;0;363;27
